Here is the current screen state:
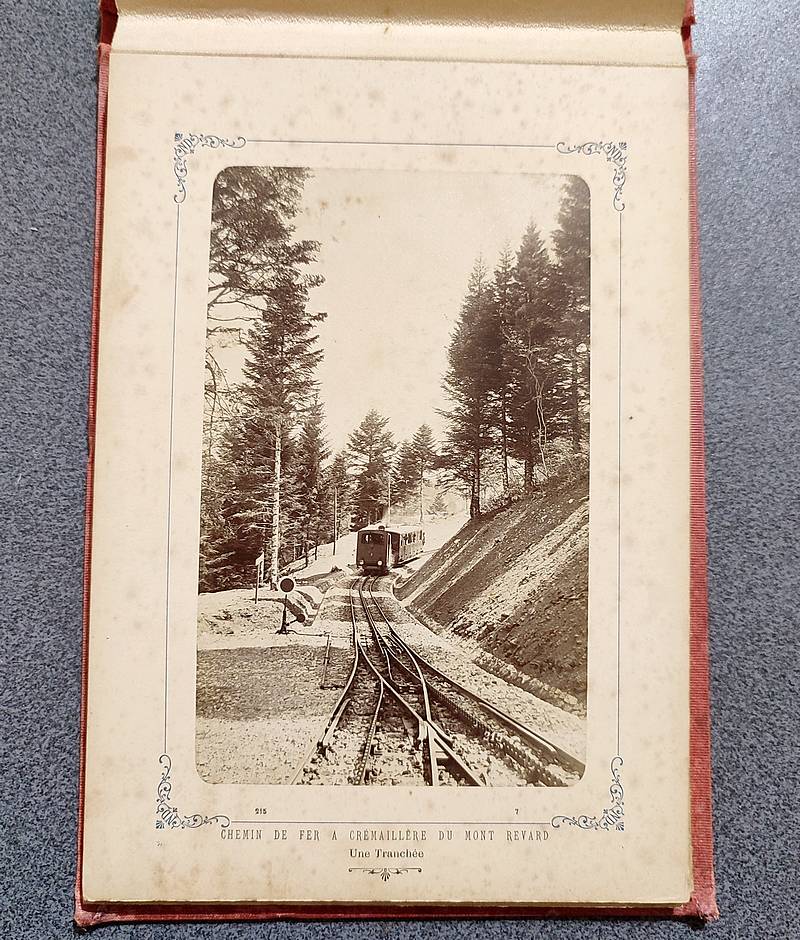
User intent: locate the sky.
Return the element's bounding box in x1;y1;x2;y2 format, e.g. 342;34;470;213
212;167;568;454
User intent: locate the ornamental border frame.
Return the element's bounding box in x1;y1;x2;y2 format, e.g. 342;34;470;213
159;130;628;844
348;867;423;882
170;132;629;211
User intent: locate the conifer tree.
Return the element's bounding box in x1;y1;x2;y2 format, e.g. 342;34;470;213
507;220;566;483
409;424;438;521
293;394;330;565
200;166;325;589
488;247;520;497
325;450;352;554
347;410;395;528
440;258;497;516
393;440;419;508
239;241;325;585
392;426;437;519
551;175;591;452
208;166;311;310
429;490;447;516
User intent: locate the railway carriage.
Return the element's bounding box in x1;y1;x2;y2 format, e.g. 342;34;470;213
356;524;425;571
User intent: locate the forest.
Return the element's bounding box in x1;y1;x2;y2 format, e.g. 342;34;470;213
199;167;589;592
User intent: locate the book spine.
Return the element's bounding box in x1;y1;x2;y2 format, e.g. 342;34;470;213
673;3;720;923
74;2;117;927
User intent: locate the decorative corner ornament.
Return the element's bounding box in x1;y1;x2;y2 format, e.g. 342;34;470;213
551;756;625;831
556;141;628;211
156;754;230;830
348;867;423;882
173;132;247;204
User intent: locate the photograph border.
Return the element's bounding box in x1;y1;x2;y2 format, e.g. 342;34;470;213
159;130;628;837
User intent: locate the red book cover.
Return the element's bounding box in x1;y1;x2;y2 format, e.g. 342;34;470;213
76;0;716;924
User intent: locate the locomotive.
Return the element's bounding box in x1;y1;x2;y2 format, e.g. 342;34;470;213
356;524;426;571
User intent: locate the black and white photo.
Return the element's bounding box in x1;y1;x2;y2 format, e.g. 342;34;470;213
196;166;590;787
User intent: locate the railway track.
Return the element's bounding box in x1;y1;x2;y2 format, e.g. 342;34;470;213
365;579;585;786
292;575;583;787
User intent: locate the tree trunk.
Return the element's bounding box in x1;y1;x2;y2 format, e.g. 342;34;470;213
500;398;510;497
570;351;581;453
332;486;338;556
418;466;424;523
470;449;481;517
524;428;533;489
269;418;281;588
533;366;549;476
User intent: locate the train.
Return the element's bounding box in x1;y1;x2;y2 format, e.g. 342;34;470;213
356;524;426;571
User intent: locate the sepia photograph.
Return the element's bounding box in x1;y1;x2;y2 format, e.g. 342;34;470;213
196;166;590;788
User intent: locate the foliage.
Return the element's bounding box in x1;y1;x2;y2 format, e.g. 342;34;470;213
200;169;591;590
347;409;395;528
393;424;438;521
199;166;325;590
440;176;590;515
439;259;499;517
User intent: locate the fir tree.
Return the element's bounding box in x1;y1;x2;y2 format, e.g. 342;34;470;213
347;410;395;528
429;490;447;516
325;450;352;555
488;246;520;497
508;220;565;482
208;166;311;310
293;394;330;566
239;240;325;585
440;258;497;516
393;440;419;508
392;427;438;519
551;175;591;453
200;166;325;590
409;424;438;521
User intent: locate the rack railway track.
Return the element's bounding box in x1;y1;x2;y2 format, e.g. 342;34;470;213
292;575;584;787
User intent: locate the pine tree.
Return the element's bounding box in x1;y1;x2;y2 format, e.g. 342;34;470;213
439;258;497;516
200;167;325;590
429;490;447;516
393;428;438;519
239;240;325;585
347;410;395;528
551;175;591;453
393;440;419;508
409;424;437;521
325;450;352;556
293;394;330;566
488;247;520;498
201;409;280;589
507;220;565;483
208;166;311;310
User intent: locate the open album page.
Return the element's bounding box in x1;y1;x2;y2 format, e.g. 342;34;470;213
81;8;693;911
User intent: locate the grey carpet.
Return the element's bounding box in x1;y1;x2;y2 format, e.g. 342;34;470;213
1;0;798;935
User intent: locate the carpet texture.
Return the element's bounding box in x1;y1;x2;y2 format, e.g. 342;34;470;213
1;0;798;935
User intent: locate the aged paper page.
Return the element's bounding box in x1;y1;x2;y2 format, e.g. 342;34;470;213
82;16;691;907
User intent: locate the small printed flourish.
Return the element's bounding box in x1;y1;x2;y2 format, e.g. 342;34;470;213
173;132;246;204
556;141;628;211
551;756;624;831
156;754;230;830
348;867;423;882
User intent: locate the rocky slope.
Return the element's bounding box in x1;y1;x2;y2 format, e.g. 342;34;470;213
396;476;589;713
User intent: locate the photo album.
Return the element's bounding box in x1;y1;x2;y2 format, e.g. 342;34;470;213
76;0;717;924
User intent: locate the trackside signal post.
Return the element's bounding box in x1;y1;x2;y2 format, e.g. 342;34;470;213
277;575;296;634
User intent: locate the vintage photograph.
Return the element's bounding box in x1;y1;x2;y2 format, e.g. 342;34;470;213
196;166;590;787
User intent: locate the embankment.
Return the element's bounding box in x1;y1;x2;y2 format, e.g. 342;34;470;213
396;476;589;714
